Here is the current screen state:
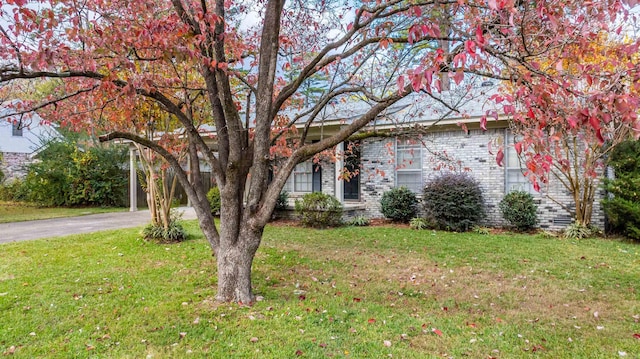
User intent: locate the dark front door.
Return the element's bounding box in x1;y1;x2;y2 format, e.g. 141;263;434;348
312;163;322;193
343;141;360;201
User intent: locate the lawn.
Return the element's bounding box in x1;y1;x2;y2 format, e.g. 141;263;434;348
0;222;638;358
0;201;126;223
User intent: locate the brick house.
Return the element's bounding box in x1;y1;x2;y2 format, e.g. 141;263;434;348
0;106;60;181
279;83;606;230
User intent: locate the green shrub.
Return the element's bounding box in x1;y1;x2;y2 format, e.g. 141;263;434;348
207;186;221;215
275;190;289;210
294;192;343;228
409;217;430;230
142;220;187;242
499;191;538;231
348;215;370;227
564;223;593;239
20;140;127;207
0;179;27;202
422;172;485;232
602;140;640;241
380;187;418;223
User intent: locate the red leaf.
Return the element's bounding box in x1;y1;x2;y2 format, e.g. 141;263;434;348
295;349;304;356
397;75;405;90
633;333;640;339
432;328;443;336
496;148;504;167
515;141;523;155
368;318;376;324
480;115;487;131
353;297;362;302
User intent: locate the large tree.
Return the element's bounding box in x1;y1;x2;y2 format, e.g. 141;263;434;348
1;0;638;303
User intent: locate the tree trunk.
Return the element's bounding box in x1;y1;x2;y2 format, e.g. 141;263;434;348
215;226;262;304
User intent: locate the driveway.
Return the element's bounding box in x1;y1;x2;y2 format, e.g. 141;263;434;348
0;207;197;244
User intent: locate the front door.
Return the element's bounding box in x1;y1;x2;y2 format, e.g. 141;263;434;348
343;141;360;201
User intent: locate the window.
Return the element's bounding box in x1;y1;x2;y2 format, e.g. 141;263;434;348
505;131;534;193
283;161;314;193
396;138;422;193
12;121;23;137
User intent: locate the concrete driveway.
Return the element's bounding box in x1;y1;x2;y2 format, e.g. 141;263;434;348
0;207;197;244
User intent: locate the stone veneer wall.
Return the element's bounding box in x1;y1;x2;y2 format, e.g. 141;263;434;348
356;128;605;231
0;152;30;181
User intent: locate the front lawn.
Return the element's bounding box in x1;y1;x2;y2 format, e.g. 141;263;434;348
0;223;638;358
0;201;126;223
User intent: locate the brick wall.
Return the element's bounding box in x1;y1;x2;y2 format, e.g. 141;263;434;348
0;152;30;181
355;129;606;231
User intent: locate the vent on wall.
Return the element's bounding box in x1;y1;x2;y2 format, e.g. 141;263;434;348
553;215;573;226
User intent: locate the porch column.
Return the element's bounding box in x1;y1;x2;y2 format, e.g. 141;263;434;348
129;143;137;212
335;142;344;204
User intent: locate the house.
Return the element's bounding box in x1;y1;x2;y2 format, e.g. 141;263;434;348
0;105;60;181
277;83;606;230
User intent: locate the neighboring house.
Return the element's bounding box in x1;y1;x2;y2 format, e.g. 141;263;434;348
276;83;606;230
0;105;60;181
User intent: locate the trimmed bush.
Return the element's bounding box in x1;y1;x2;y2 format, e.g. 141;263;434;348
499;191;538;231
294;192;343;228
207;186;221;215
422;172;485;232
380;186;418;223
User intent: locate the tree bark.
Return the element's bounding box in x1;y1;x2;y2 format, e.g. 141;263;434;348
215;225;262;303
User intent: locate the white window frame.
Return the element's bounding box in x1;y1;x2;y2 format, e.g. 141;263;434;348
284;161;313;193
395;138;423;193
12;121;23;137
505;130;534;194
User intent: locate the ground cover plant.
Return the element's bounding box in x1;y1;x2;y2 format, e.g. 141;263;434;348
0;201;125;224
0;222;639;358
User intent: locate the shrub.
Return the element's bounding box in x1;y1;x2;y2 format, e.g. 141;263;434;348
0;179;27;202
207;186;221;215
380;187;418;223
275;190;289;210
348;215;370;227
20;140;127;207
602;140;640;241
499;191;538;231
294;192;343;228
409;217;430;230
422;172;485;232
564;223;593;239
143;220;187;242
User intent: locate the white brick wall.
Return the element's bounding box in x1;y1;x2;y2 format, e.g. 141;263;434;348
354;128;605;231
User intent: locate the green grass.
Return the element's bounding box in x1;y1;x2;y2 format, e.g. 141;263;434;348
0;201;126;223
0;223;639;358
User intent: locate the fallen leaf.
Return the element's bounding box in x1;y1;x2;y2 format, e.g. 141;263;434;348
250;337;258;343
295;349;303;356
179;332;187;339
432;328;443;336
353;297;362;302
383;340;392;347
319;343;327;348
368;318;376;324
633;333;640;339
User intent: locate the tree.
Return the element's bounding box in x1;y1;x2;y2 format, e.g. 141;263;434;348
496;33;640;226
1;0;638;303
